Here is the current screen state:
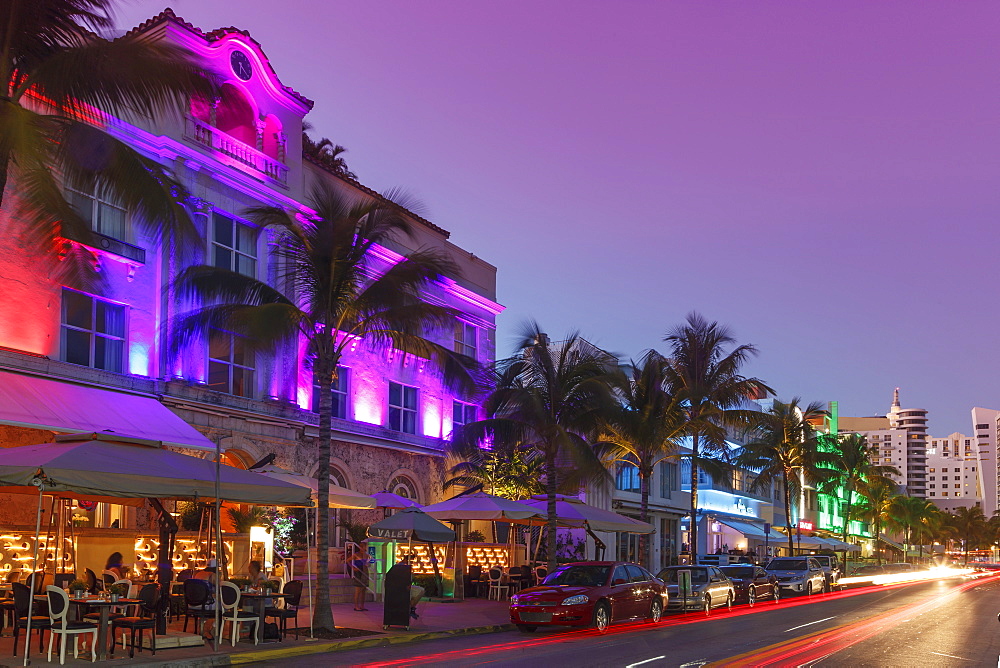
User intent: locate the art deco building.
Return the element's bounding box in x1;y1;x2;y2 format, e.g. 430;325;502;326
0;9;500;564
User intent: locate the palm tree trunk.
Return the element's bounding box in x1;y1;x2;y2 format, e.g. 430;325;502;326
841;488;853;573
312;353;336;632
688;433;700;564
545;446;558;573
639;466;651;570
783;473;794;555
875;520;882;566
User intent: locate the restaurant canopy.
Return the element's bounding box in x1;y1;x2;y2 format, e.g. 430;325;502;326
368;506;456;543
520;494;654;534
421;492;541;523
0;371;214;451
251;463;375;509
0;432;312;506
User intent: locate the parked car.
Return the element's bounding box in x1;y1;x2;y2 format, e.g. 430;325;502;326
765;557;828;595
719;564;780;605
509;561;668;633
657;565;735;614
852;564;887;576
811;555;841;589
884;562;918;574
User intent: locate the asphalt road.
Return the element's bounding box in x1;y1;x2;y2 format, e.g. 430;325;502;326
252;572;1000;667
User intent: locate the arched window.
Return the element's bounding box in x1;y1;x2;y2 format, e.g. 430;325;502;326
215;84;256;146
388;475;419;503
330;466;348;489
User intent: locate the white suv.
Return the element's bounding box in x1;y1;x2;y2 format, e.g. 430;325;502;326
765;557;828;596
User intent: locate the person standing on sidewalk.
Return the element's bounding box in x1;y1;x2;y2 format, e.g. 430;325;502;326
348;546;369;611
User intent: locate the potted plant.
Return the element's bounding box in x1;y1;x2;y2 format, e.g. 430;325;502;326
263;579;281;594
68;579;88;599
107;582;128;602
229;577;252;591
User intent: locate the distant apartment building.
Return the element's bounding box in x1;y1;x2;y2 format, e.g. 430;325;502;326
925;432;979;511
970;407;1000;516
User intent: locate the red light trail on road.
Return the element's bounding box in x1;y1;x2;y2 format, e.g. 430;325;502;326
353;574;997;667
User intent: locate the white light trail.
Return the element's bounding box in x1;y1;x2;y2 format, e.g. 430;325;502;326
784;616;836;632
626;656;666;667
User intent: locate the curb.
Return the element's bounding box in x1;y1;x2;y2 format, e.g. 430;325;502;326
125;623;516;667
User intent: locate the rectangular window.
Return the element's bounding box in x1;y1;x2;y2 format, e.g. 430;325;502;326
659;462;679;499
68;182;128;241
312;366;350;419
388;382;417;434
453;321;478;359
615;463;641;493
207;328;255;397
212;212;257;277
452;401;477;430
60;289;126;373
977;424;990;430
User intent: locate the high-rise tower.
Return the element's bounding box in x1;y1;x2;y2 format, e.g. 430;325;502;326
887;389;928;497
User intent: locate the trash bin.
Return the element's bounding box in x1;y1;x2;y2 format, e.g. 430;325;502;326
383;561;412;630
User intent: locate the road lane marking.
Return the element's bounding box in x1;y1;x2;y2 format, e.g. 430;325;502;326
784;616;835;632
678;662;707;668
929;651;971;661
626;657;666;667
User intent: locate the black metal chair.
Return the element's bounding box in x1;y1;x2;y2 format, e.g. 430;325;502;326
0;570;20;634
465;564;483;597
12;582;50;657
265;580;303;639
110;583;159;659
182;578;216;635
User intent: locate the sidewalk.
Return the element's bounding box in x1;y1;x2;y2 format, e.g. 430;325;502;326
0;599;513;668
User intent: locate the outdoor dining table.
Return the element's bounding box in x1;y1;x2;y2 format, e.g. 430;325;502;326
238;591;290;644
69;596;140;661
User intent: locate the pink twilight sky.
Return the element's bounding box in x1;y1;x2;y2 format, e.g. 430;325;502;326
114;1;999;435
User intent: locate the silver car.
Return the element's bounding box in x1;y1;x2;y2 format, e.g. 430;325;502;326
765;557;828;596
657;565;735;614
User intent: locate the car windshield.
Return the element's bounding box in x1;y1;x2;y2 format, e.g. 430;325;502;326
769;559;808;571
720;567;754;579
658;568;709;584
543;565;610;587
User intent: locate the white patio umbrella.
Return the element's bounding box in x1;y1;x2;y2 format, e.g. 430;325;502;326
520;494;655;533
421;492;541;522
372;491;423;510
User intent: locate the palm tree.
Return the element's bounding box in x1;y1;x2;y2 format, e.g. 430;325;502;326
818;434;899;547
663;313;771;564
736;399;832;554
170;182;479;632
946;506;990;564
593;350;685;569
886;495;925;562
443;444;545;500
452;325;617;572
302;122;357;179
911;501;945;563
1;0;213;284
854;478;898;565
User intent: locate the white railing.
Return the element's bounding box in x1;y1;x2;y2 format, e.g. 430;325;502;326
185;117;288;185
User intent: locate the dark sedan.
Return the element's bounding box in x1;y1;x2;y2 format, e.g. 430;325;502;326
719;564;780;606
509;561;668;633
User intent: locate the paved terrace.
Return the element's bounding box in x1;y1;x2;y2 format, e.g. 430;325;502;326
0;598;512;667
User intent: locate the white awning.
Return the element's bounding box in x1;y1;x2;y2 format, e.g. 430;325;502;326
0;371;213;451
718;518;769;539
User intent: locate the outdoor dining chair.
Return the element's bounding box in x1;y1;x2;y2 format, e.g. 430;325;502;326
265;579;303;639
487;567;509;600
110;583;159;659
84;568;99;594
219;581;259;646
45;585;97;665
182;579;216;635
12;582;50;657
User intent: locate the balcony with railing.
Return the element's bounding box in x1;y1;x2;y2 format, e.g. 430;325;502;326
184;117;288;186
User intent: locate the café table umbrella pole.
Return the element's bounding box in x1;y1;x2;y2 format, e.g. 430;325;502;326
305;504;313;639
214;439;222;652
23;479;45;667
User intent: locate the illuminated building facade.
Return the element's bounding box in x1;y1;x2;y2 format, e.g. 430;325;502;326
0;10;500;540
925;432;979;511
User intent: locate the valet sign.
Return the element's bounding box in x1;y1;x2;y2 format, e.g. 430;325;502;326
798;520;815;531
370;527;412;540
